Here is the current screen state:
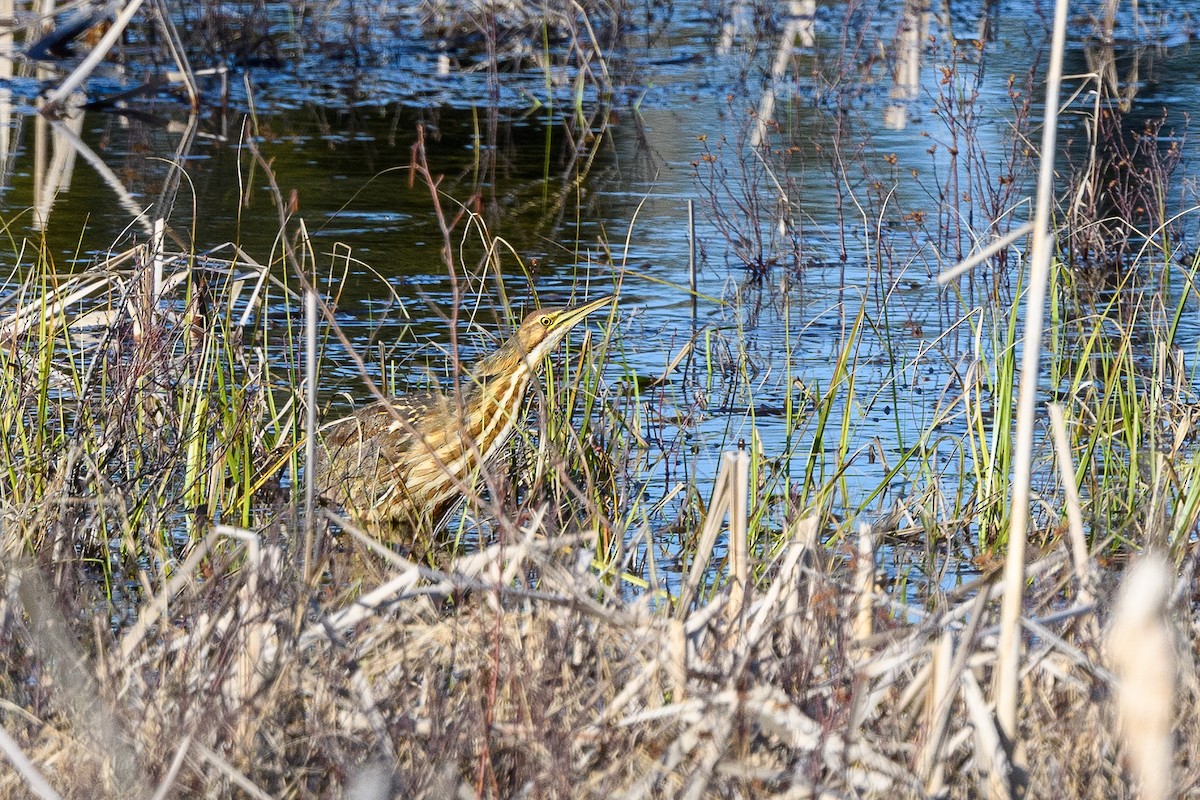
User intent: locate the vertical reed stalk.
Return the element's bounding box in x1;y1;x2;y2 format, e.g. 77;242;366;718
303;285;318;577
852;523;874;644
727;449;749;621
687;199;697;321
994;0;1071;751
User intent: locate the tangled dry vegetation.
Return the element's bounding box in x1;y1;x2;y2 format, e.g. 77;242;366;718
3;484;1200;798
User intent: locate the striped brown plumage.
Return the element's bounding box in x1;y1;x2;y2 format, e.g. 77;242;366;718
314;295;614;531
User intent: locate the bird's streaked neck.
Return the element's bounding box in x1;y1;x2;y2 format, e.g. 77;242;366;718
463;360;537;459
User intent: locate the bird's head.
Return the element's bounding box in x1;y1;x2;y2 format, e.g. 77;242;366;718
470;294;615;386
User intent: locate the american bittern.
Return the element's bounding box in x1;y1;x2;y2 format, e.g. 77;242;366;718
315;295;615;530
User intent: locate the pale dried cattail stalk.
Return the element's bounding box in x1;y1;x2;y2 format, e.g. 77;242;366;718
853;523;875;645
1107;556;1176;800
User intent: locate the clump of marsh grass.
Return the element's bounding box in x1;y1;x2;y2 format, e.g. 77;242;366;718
0;238;302;577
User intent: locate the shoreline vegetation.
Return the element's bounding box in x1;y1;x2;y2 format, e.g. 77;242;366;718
2;0;1200;798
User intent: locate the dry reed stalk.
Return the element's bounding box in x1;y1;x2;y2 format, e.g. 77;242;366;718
1107;556;1176;800
679;710;732;800
191;741;273;800
147;735;190;800
781;515;819;645
666;618;687;701
995;0;1072;754
149;0;198;107
117;531;217;662
726;449;749;622
303;284;318;575
741;515;817;654
214;526;280;764
675;451;734;618
853;522;875;645
41;0;143;113
921;631;953;793
1047;403;1095;604
963;668;1013;797
917;587;991;791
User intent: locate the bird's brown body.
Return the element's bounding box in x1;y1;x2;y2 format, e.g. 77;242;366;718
314;295;614;531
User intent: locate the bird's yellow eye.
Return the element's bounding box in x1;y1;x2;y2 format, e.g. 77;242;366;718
539;315;552;327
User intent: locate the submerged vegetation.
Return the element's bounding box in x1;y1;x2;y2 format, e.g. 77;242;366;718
2;0;1200;798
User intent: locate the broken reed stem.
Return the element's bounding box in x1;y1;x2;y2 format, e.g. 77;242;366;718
150;0;199;108
965;669;1013;798
673;448;750;622
192;742;274;800
994;0;1071;750
676;452;734;618
151;219;165;302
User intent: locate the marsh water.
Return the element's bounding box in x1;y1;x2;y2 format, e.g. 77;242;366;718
2;0;1199;581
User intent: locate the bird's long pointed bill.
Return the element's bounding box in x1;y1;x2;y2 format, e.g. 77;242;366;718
557;294;616;330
